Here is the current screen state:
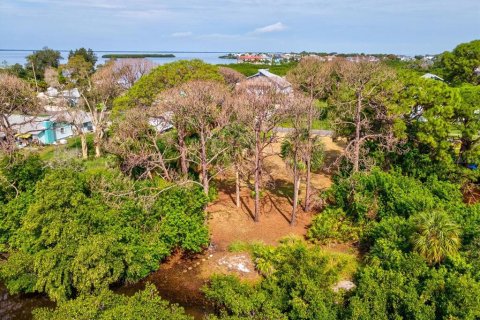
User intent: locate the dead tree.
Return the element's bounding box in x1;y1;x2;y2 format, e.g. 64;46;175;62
79;61;126;158
287;57;336;211
182;80;232;195
234;78;289;222
116;58;155;89
155;80;231;195
154;87;191;176
218;67;246;88
281;93;321;225
107;108;175;180
0;74;38;155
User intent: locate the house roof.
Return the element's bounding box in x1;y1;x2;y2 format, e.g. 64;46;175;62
2;111;92;136
246;69;292;91
421;73;444;81
7;114;51;135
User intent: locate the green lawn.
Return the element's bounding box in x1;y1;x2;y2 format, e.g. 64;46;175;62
218;62;298;77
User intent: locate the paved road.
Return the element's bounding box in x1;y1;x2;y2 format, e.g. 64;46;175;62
274;127;333;136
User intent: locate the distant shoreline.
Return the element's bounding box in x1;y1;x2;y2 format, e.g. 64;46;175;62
102;53;175;59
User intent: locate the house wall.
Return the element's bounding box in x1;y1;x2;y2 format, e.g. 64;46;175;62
38;121;56;144
54;123;75;140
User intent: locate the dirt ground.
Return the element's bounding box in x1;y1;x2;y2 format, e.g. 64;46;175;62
208;135;343;251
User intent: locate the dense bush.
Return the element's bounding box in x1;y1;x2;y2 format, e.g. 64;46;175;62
33;283;193;320
0;159;209;302
307;208;359;244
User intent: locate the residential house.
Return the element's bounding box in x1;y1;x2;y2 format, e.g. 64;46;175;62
421;73;444;81
37;87;81;110
245;69;292;93
3;111;93;146
237;55;267;64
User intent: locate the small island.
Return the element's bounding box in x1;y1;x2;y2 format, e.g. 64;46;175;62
219;53;238;59
102;53;175;59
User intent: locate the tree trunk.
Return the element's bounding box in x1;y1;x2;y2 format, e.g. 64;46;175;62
459;138;472;166
178;128;188;176
291;153;300;226
304;156;312;211
254;128;261;222
200;132;209;196
304;97;314;211
94;126;104;158
235;167;241;208
80;133;88;159
353;92;362;172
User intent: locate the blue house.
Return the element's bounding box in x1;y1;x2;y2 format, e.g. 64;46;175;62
6;112;93;146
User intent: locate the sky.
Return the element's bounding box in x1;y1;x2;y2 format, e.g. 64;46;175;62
0;0;479;55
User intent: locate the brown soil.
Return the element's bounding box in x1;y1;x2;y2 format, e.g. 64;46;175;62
208;135;343;250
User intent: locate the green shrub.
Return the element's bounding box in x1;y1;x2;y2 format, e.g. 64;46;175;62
307;208;359;244
33;283;193;320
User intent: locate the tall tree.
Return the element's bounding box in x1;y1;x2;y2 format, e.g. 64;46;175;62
234;78;288;222
401;74;460;165
437;40;480;85
26;47;62;82
154;80;232;194
0;74;38;154
68;48;97;70
222;124;253;208
64;57;126;157
331;61;402;172
455;84;480;165
281;95;325;225
86;61;126;157
181;80;232;195
61;55;95;159
287;57;335;210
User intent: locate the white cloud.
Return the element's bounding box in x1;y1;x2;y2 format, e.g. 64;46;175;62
171;31;193;37
253;22;287;34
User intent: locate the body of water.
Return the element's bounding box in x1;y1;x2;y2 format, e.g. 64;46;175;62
0;50;237;66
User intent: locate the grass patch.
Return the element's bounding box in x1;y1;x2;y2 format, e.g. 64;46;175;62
228;240;267;253
218;62;298;77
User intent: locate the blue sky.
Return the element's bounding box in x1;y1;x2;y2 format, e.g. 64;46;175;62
0;0;479;54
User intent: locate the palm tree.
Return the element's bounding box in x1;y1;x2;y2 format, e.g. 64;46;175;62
411;211;461;265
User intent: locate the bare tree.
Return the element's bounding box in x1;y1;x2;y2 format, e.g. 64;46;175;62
234;78;289;222
116;58;155;89
0;74;38;154
77;61;126;158
287;57;336;211
281;93;321;225
44;67;60;88
154;88;191;176
155;80;231;195
184;80;232;195
222;124;253;208
218;67;246;88
332;61;401;172
107;108;175;180
62;55;96;158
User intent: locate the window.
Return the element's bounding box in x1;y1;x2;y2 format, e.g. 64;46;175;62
60;127;65;134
